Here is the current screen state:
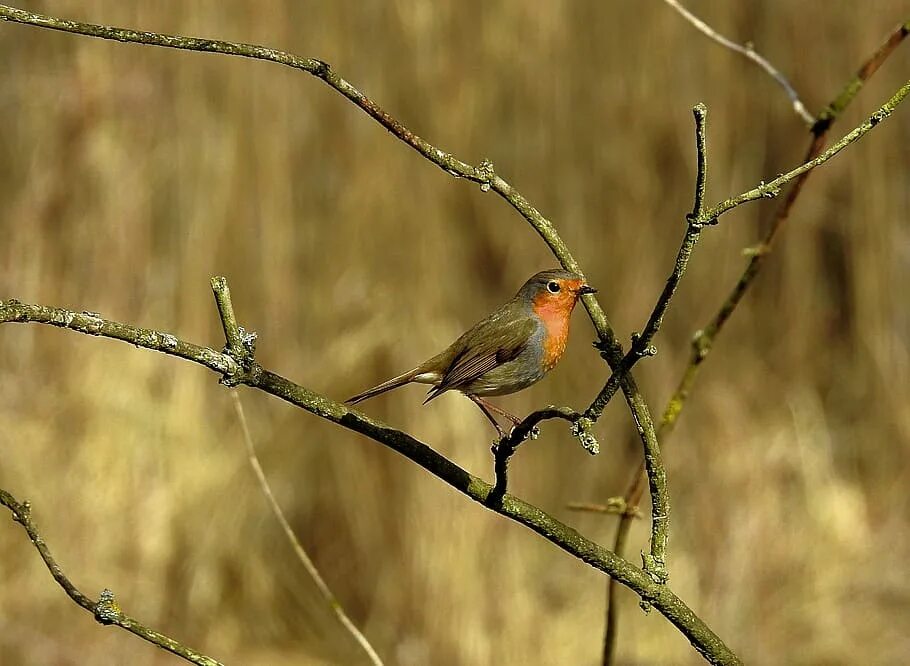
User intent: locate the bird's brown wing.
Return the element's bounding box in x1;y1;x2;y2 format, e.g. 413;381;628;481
424;311;537;402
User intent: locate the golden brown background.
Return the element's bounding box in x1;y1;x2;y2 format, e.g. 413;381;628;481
2;1;909;664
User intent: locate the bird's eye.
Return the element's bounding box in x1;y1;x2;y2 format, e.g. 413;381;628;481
547;281;561;294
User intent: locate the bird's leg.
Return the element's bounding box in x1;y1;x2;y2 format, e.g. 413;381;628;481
467;394;507;439
473;396;522;426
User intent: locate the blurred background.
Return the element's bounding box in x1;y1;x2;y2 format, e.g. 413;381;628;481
1;1;909;664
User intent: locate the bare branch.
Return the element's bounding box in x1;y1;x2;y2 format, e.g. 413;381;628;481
566;500;639;517
230;392;384;666
700;79;910;222
814;20;910;134
211;277;248;361
599;19;910;666
0;2;674;581
584;104;709;422
487;406;595;507
662;0;814;124
0;488;223;666
0;1;674;595
0;295;740;665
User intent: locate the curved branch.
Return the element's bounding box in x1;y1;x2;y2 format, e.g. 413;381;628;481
596;19;910;666
487;406;594;507
0;488;223;666
583;104;709;423
230;393;383;666
0;0;672;594
0;295;740;665
700;78;910;223
662;0;814;124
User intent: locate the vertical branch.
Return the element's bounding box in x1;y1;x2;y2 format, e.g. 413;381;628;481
602;104;710;666
690;103;709;221
599;18;910;666
210;276;245;356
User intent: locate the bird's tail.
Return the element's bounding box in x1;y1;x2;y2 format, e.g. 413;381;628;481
346;368;421;405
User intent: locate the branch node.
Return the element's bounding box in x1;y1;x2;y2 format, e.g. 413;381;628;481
686;212;716;229
19;500;32;523
570;417;599;455
630;333;657;358
93;588;123;625
475;158;495;191
238;326;258;357
210;276;260;386
641;552;669;586
691;329;712;360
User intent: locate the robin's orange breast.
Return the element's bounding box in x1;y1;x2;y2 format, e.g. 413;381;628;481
532;295;574;372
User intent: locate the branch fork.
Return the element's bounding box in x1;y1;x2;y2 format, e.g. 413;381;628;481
210;276;260;386
487;405;596;507
2;5;906;665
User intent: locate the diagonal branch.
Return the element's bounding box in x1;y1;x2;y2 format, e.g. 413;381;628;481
578;65;910;433
590;18;910;666
230;392;384;666
699;78;910;222
583;104;710;424
662;0;814;124
0;0;673;593
0;294;740;665
0;488;224;666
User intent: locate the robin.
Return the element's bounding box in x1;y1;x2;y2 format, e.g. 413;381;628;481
347;269;596;435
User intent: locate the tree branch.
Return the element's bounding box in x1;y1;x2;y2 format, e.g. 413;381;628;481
583;104;709;424
580;65;910;437
0;488;223;666
596;18;910;666
229;392;384;666
662;0;814;124
0;295;740;665
0;0;673;595
699;78;910;223
487;406;594;508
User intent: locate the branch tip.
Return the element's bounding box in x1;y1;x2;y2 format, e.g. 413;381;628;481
210;275;258;383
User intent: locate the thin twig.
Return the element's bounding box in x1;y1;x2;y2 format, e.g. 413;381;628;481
662;0;814;124
230;392;384;666
0;488;223;666
583;104;710;424
210;277;245;357
700;79;910;222
486;406;593;508
599;19;910;666
566;500;639;517
581;72;910;430
0;296;741;666
0;0;674;602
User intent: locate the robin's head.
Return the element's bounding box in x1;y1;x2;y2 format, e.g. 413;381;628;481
517;269;597;316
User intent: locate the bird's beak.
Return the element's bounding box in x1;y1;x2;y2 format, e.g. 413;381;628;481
578;284;597;295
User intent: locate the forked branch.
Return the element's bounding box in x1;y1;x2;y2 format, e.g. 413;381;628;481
0;1;671;581
0;294;740;665
592;17;910;666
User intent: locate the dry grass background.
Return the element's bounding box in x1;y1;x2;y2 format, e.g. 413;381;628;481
1;1;909;664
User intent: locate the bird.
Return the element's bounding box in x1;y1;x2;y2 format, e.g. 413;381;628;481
347;269;596;436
